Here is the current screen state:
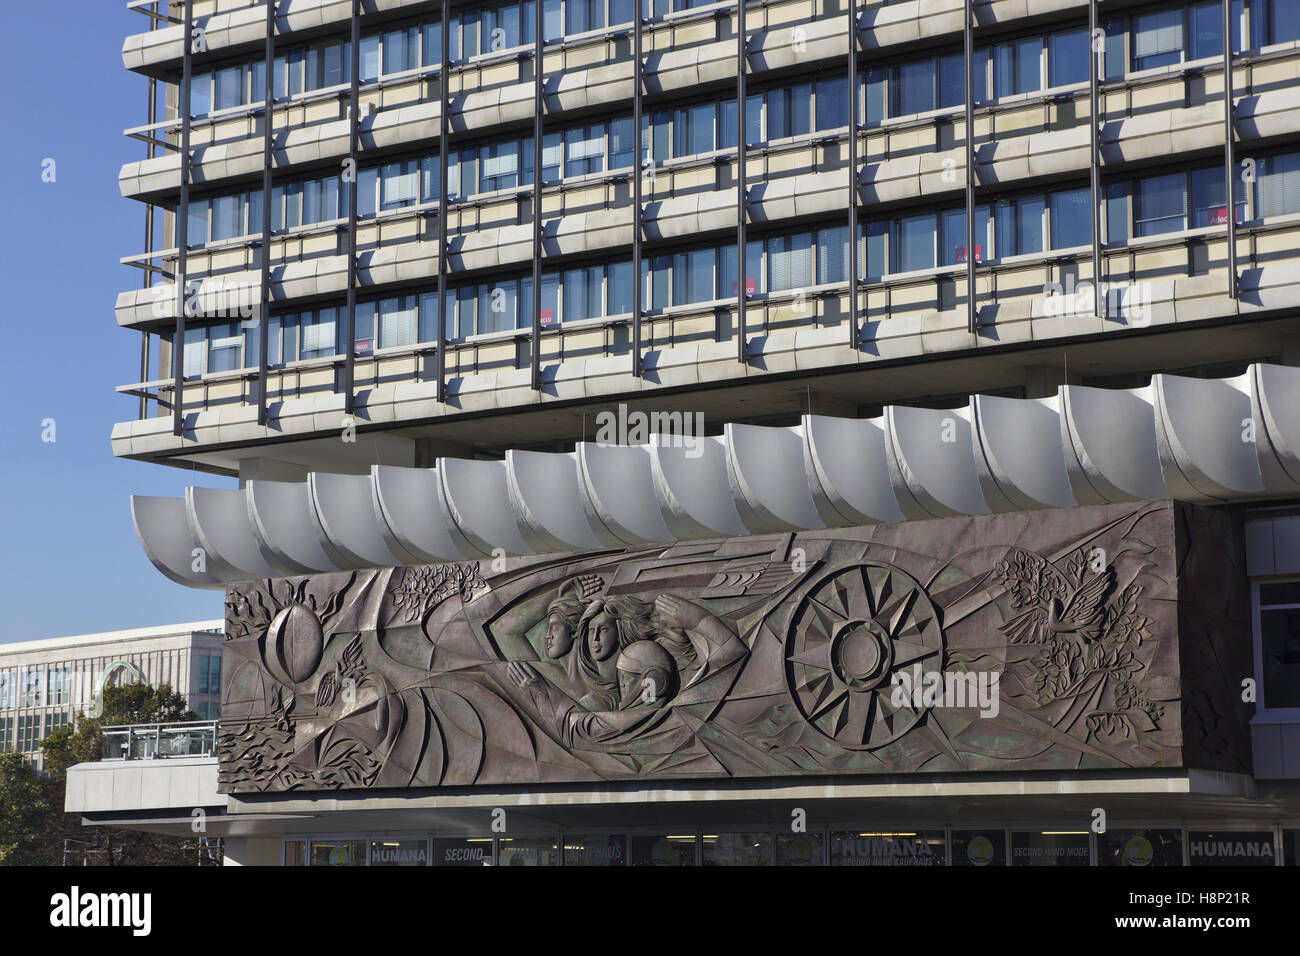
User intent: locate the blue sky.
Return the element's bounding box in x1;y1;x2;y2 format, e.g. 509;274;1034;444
0;3;228;642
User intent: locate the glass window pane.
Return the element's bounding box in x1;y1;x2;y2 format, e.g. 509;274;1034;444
423;21;443;66
938;54;964;109
183;326;205;378
380;295;418;348
609;260;633;315
190;73;211;117
542;131;563;182
745;92;763;144
790;83;811;135
896;59;936;116
719;98;737;150
1271;0;1300;44
815;76;848;131
1049;28;1088;87
1257;151;1300;218
864;66;886;124
212;193;240;241
610;118;634;169
899;213;937;272
209;323;241;373
541;273;560;326
817;225;849;284
1135;171;1187;236
187;200;209;247
1017;196;1045;255
865;219;887;279
543;0;563;42
1190;2;1223;59
1133;9;1184;71
383;28;409;75
360;33;381;82
215;66;242;110
1050;187;1092;249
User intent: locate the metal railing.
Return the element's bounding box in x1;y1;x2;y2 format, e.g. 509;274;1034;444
100;720;219;761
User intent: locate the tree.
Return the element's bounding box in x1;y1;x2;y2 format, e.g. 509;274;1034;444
22;683;210;867
0;752;53;865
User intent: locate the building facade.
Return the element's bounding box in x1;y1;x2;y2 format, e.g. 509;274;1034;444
0;621;224;769
76;0;1300;863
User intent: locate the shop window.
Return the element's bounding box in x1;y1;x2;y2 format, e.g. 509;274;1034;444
1098;828;1183;866
369;838;430;866
562;834;627;866
776;832;823;866
629;833;696;866
829;830;946;867
952;830;1006;867
308;839;366;866
1257;581;1300;708
1011;830;1091;866
1186;830;1277;865
432;837;493;866
701;833;771;866
498;836;559;866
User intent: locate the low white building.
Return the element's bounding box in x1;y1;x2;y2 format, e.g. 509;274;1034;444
0;621;224;770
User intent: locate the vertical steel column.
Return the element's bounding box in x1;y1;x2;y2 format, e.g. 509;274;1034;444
173;0;194;436
631;2;643;378
257;0;275;426
142;68;157;420
437;0;450;402
847;0;858;350
530;0;543;389
963;0;977;334
344;0;361;415
1089;0;1103;317
1223;0;1237;299
736;0;748;364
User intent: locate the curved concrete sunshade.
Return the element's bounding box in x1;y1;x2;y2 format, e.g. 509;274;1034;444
309;472;401;569
1059;385;1167;504
130;363;1300;588
506;450;603;553
801;414;904;526
437;457;533;557
971;395;1076;512
246;479;339;574
132;495;224;589
371;465;468;564
576;441;672;546
884;406;990;518
186;486;280;579
725;424;823;533
1152;373;1264;501
651;434;746;539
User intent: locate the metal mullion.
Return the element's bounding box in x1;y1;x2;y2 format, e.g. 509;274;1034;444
847;0;858;351
531;0;543;390
1224;0;1237;299
173;0;194;437
737;0;748;364
142;70;157;420
964;0;976;334
437;0;450;402
1089;0;1103;318
257;0;275;426
632;2;643;378
344;0;361;415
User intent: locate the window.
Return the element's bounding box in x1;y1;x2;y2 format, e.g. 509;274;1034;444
1256;151;1300;218
767;233;814;292
183;326;206;379
816;225;850;285
566;125;606;176
674;105;715;157
1134;171;1187;236
0;717;11;751
208;323;242;373
17;715;42;754
198;654;223;696
815;76;848;132
1189;165;1245;227
300;308;338;359
190;74;211;117
1048;28;1088;87
994;195;1044;258
940;206;991;266
422;21;444;66
1264;0;1300;45
897;213;938;272
768;84;811;139
1133;9;1184;71
0;673;11;711
383;25;418;75
1257;581;1300;708
481;141;521;192
360;33;381;82
894;59;936;116
45;667;70;707
1050;187;1092;249
993;36;1042;96
610;118;634;170
567;0;605;34
381;160;420;209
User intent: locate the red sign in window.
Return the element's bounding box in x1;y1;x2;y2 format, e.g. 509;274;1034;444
732;278;758;295
1208;206;1229;225
954;244;983;264
540;309;556;327
355;339;372;354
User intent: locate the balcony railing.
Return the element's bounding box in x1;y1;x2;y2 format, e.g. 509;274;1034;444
100;720;219;760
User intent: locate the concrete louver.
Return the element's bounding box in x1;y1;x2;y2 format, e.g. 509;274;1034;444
132;363;1300;589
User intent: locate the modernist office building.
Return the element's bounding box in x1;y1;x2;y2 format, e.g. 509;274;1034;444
73;0;1300;864
0;621;224;770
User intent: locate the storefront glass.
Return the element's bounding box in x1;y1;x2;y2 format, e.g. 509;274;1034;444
369;838;429;866
1098;829;1183;866
951;829;1005;867
829;830;946;866
1186;830;1277;866
563;834;627;866
776;833;823;866
498;836;560;866
701;832;771;866
309;839;366;866
629;833;696;866
1010;831;1090;866
432;837;493;866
